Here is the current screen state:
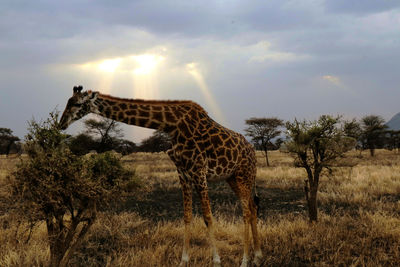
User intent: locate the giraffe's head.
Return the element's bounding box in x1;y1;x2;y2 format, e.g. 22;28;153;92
59;86;99;130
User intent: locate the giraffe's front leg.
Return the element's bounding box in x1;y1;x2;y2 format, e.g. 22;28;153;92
193;179;221;267
179;175;192;266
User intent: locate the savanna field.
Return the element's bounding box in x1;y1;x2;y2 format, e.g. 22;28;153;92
0;150;399;266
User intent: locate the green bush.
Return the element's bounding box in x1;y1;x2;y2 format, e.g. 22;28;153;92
10;112;140;267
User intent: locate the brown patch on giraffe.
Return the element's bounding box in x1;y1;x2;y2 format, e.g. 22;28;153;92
218;157;228;168
189;109;198;119
185;139;195;148
118;112;124;120
178;122;192;138
129;117;136;125
209;128;219;135
139;110;150;117
105;108;112;117
216;147;225;157
165;112;177;123
147;121;160;129
129;104;138;109
106;100;117;106
140;105;150;111
126;110;136;116
211;135;223;146
138;118;147;126
216;166;223;175
220;132;229;140
119;103;128;109
182;150;194;159
208;159;217;168
232;149;239;161
225;138;235;148
153;105;162;111
152;111;163;122
177;134;186;144
226;150;233;161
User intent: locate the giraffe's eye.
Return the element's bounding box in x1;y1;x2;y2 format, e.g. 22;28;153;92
67;98;82;109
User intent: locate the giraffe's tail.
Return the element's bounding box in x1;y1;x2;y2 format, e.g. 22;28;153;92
253;176;260;216
253;193;260;216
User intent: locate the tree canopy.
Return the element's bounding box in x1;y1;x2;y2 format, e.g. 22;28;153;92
245;117;284;166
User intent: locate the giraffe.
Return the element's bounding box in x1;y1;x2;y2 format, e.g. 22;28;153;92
59;86;263;267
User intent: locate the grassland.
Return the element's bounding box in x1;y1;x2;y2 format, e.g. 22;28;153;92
0;150;399;266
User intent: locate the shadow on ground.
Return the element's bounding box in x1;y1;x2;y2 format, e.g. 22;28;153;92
120;182;306;223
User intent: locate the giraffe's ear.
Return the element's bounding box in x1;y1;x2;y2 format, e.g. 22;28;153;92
73;85;83;94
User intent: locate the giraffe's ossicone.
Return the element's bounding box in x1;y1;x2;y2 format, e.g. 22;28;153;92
60;86;263;267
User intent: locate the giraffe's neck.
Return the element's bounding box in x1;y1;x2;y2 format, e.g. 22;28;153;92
92;93;192;132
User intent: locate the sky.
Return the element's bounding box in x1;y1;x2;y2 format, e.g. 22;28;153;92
1;0;400;142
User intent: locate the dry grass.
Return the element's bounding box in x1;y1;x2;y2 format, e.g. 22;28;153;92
0;150;399;266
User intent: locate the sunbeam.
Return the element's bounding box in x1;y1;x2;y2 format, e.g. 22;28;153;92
186;63;226;125
132;54;164;99
97;58;121;73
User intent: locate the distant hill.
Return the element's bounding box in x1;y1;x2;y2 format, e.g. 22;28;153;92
386;112;400;130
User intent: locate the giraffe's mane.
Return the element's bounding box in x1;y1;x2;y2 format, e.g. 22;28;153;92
96;92;208;113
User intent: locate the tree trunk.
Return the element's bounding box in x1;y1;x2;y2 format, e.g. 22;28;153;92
47;217;66;267
264;149;270;167
49;245;65;267
308;186;318;222
304;179;319;222
369;148;375;157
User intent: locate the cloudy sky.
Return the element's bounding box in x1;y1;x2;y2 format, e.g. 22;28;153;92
1;0;400;142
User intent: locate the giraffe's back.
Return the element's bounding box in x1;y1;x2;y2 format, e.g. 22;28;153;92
169;102;256;181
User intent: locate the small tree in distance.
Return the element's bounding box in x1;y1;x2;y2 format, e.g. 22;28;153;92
84;117;123;152
10;112;138;267
138;130;171;152
0;128;20;156
245;117;284;166
285;115;355;222
343;119;363;155
360;115;387;157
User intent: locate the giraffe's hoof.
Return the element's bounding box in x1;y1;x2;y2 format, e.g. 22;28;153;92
179;260;189;267
253;251;263;266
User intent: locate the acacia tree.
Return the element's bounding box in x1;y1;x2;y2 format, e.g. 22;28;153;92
10;112;137;267
285;115;355;222
84;117;123;152
245;117;284;166
0;128;20;156
360;115;387;156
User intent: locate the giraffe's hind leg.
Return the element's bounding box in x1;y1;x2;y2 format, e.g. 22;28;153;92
227;176;263;267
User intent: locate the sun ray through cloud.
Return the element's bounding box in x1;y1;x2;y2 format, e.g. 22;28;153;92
186;63;226;125
131;54;164;99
